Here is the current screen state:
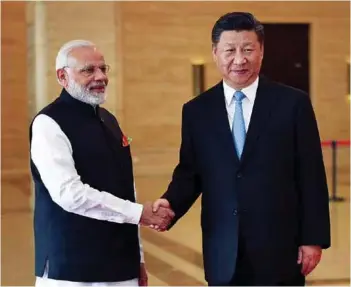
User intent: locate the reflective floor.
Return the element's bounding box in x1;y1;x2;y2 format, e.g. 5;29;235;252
1;173;349;286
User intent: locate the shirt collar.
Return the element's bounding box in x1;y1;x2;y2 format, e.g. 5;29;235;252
223;76;259;106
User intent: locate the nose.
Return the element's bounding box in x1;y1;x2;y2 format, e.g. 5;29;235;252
94;68;108;81
233;52;247;65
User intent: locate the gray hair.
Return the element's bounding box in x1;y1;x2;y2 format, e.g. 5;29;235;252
55;39;95;71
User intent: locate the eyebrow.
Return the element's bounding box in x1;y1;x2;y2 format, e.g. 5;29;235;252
80;62;106;66
225;41;255;45
223;43;255;48
88;63;106;66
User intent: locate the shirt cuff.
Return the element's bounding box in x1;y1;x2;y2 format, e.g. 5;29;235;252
140;246;145;263
125;201;143;225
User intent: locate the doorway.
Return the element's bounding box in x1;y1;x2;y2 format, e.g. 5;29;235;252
260;23;310;94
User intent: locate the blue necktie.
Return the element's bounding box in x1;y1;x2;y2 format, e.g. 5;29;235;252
232;91;246;158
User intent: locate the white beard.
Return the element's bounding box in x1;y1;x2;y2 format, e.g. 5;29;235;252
66;79;107;106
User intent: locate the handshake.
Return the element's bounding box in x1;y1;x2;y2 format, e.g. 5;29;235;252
139;199;174;231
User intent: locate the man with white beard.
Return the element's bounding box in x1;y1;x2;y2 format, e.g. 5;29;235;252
29;40;174;287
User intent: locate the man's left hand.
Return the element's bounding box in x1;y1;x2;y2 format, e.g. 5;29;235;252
297;245;322;276
139;263;148;286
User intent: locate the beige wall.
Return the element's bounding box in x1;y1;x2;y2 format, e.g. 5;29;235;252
1;2;34;285
1;1;29;175
1;1;30;203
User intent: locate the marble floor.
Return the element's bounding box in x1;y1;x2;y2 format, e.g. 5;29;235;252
1;172;350;286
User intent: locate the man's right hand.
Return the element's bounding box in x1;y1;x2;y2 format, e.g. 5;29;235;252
139;201;174;230
149;199;173;231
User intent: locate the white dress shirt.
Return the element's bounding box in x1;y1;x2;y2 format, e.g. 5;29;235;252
31;114;144;287
223;76;259;131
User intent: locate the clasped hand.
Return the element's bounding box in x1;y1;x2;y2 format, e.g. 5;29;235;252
139;199;174;231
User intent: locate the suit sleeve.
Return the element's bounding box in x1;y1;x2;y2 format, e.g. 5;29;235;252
162;104;201;228
295;94;331;249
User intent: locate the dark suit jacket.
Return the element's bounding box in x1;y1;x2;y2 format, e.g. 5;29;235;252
162;77;331;285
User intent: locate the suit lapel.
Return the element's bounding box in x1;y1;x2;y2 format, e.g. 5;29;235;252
207;82;240;166
206;77;279;167
240;77;279;164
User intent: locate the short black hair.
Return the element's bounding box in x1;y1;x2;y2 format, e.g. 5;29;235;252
211;12;264;46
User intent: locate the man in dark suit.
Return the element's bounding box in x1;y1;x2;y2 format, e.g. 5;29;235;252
152;12;331;286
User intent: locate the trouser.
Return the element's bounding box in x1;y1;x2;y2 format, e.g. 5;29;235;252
230;234;305;286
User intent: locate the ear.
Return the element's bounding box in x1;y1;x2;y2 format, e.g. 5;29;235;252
57;69;68;87
212;44;218;63
260;44;264;60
